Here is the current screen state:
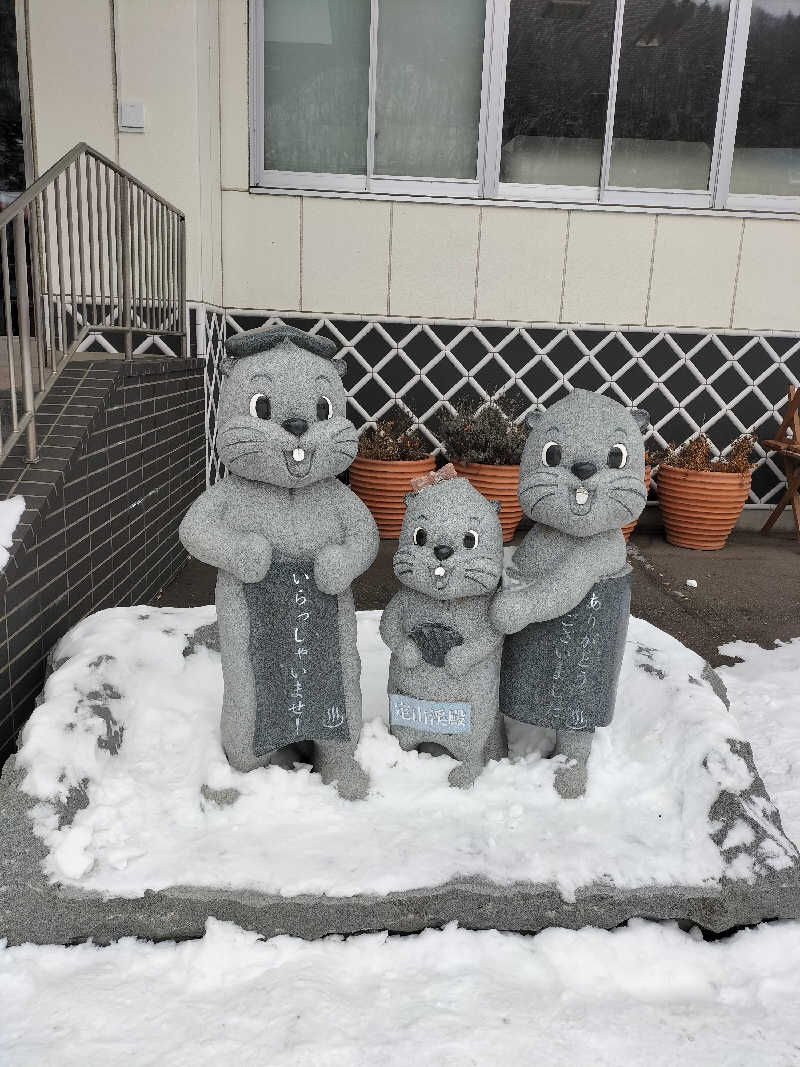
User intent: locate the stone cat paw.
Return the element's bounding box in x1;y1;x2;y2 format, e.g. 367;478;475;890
230;533;272;584
443;644;478;675
489;594;527;635
313;544;353;595
397;638;422;669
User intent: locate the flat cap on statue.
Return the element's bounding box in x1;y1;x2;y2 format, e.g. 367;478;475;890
224;324;338;362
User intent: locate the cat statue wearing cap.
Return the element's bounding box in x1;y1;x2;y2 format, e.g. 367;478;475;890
179;325;379;800
490;389;649;799
379;468;507;788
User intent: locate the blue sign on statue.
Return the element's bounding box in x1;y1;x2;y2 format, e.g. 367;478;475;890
389;693;472;735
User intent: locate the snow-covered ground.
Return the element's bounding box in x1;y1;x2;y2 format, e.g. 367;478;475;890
14;608;792;899
2;622;800;1065
0;494;24;571
2;914;800;1066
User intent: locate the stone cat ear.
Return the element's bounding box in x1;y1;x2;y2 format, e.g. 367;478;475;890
630;407;650;435
220;357;236;377
490;500;502;513
403;492;415;506
331;358;347;379
525;409;543;430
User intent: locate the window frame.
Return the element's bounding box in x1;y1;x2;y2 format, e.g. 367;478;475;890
250;0;800;214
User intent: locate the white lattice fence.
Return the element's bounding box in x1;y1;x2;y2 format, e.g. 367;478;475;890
195;304;800;507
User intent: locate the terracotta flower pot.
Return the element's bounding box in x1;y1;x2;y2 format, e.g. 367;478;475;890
621;465;652;542
451;461;523;543
656;464;751;550
349;455;435;539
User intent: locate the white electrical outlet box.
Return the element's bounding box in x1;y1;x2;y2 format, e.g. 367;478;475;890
119;100;146;132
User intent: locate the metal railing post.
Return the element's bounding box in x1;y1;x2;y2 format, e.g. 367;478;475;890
119;174;133;360
13;212;37;462
179;216;187;357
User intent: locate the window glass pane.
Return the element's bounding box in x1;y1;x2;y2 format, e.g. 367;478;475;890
500;0;617;188
730;0;800;196
374;0;486;179
263;0;370;175
609;0;731;190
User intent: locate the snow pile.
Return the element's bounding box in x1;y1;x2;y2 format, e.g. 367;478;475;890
0;494;24;571
719;638;800;843
14;606;789;901
2;917;800;1067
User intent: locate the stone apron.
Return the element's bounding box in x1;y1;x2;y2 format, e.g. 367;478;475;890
499;570;632;731
243;554;349;755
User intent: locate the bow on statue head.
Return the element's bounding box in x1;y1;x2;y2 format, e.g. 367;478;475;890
408;462;459;493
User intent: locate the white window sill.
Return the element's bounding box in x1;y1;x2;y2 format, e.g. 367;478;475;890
240;184;800;221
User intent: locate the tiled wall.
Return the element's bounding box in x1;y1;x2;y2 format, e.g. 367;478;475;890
0;357;205;768
219;194;800;334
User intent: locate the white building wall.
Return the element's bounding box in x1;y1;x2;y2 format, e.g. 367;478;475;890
23;0;800;332
27;0;117;166
26;0;222;307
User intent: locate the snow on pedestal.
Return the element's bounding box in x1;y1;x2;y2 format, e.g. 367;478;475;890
1;606;798;945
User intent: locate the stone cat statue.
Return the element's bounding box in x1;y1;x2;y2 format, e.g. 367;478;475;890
490;389;649;799
380;470;507;788
179;325;379;800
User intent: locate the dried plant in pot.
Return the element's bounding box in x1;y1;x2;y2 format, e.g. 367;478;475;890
349;413;434;538
653;434;755;550
438;398;527;543
621;452;652;542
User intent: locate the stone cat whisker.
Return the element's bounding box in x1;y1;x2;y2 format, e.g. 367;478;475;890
525;491;557;510
610;485;647;498
609;492;638;519
463;573;495;591
218;438;263;450
225;449;267;463
519;481;557;496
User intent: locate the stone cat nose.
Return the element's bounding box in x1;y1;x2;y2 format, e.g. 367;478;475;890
433;544;454;561
282;417;308;438
571;461;597;481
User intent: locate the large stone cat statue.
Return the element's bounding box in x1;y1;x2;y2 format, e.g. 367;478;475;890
380;471;507;788
490;389;649;799
179;325;379;800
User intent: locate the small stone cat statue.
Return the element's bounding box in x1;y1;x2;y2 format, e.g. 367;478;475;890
179;325;379;800
380;469;507;788
490;389;649;799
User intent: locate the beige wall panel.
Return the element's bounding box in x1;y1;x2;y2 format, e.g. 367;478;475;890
733;219;800;332
389;202;479;319
301;198;390;315
219;0;249;190
648;215;741;329
222;191;301;309
116;0;222;303
198;0;223;306
476;207;567;322
562;211;655;326
28;0;116;169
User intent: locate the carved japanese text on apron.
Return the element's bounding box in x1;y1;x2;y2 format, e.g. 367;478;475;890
244;555;349;754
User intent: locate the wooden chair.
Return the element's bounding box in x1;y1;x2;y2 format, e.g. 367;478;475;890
761;384;800;540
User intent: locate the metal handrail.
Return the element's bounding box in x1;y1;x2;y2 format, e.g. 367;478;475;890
0;142;187;465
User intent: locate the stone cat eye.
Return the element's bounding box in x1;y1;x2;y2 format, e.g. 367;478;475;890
608;444;628;468
413;526;427;546
317;396;333;421
249;393;271;420
463;530;478;549
542;441;562;467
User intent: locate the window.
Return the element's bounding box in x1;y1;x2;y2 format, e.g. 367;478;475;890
729;0;800;199
251;0;800;211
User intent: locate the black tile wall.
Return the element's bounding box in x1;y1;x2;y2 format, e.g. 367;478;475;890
0;357;205;769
